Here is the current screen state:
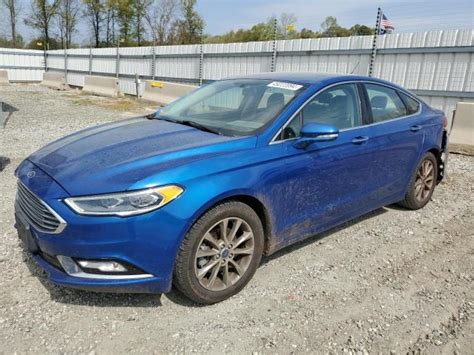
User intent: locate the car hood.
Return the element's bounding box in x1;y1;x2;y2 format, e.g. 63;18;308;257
27;117;256;196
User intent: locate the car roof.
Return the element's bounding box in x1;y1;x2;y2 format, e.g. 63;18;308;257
230;72;388;86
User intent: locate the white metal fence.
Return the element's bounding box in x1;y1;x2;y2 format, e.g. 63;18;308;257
0;48;44;81
1;29;473;117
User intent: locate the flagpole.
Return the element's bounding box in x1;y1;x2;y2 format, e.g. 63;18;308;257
368;7;382;77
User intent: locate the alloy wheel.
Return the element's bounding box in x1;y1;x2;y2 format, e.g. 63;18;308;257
414;159;435;202
194;217;255;291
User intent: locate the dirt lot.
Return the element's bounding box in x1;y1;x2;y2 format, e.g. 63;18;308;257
0;85;473;354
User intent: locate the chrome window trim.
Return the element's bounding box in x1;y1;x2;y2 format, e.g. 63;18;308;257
16;181;67;234
269;80;422;145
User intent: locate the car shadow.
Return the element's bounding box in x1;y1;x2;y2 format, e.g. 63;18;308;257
19;206;390;308
385;203;412;212
261;207;388;265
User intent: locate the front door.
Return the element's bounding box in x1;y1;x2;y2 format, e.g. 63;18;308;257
274;83;382;245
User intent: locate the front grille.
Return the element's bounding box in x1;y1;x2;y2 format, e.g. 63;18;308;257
16;182;66;234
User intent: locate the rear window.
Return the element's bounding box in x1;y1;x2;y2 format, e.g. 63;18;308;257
399;92;420;115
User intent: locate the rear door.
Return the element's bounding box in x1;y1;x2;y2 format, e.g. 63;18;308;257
362;83;425;202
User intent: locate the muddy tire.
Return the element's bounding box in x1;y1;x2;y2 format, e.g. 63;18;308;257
173;201;264;304
398;152;438;210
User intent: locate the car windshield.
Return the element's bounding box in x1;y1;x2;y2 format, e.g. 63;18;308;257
155;79;306;136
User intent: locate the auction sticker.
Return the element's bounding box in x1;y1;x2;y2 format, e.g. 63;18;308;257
267;81;303;91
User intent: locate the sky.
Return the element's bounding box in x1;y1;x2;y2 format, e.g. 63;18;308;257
196;0;474;34
3;0;474;43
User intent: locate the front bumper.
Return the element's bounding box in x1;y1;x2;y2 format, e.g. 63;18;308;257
15;160;191;294
32;253;170;294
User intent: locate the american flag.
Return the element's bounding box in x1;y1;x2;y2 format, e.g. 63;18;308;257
380;14;395;32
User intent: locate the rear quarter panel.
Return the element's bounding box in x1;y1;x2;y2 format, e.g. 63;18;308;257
420;105;445;154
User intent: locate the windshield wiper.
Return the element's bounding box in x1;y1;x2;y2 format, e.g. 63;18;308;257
153;115;180;124
145;112;158;119
179;120;222;135
153;115;222;135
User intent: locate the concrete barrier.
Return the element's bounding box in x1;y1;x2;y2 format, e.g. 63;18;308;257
142;80;197;105
450;102;474;154
0;70;9;85
82;75;121;97
42;72;68;90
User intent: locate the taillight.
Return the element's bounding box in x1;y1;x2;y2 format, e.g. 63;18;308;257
443;116;448;129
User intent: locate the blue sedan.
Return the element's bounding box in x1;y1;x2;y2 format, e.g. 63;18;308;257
15;73;448;304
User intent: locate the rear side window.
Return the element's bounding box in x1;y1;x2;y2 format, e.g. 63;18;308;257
365;84;407;122
399;92;420;115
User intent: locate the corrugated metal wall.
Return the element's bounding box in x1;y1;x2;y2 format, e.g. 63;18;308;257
1;29;473;117
0;48;44;81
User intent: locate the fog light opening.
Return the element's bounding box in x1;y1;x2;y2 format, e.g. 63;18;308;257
77;260;128;273
56;255;153;279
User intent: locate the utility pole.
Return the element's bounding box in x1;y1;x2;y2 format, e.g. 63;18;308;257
63;39;68;82
270;17;278;72
151;37;156;80
116;37;121;79
199;28;204;86
368;7;382;77
88;37;93;75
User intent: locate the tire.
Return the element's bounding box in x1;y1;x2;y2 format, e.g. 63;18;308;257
173;201;264;304
398;152;438;210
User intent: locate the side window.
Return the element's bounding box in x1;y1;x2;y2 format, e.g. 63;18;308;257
399;91;420;115
278;84;362;140
301;84;361;131
366;84;408;122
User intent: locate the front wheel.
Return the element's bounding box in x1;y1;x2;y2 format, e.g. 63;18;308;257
398;152;438;210
173;201;264;304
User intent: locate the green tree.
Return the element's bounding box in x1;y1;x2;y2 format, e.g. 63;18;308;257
299;28;320;39
279;13;297;39
57;0;80;48
1;0;20;47
83;0;104;47
24;0;61;49
25;36;60;49
0;34;24;48
132;0;150;45
114;0;134;45
206;18;275;43
350;24;373;36
320;16;351;37
144;0;178;45
176;0;204;44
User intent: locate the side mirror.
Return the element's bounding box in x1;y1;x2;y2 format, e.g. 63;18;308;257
293;123;339;149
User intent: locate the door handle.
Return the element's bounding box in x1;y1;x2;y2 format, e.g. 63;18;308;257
410;125;422;132
352;136;369;144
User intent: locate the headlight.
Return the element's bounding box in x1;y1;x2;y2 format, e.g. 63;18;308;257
64;185;184;217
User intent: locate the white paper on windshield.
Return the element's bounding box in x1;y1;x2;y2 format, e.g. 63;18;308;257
267;81;303;91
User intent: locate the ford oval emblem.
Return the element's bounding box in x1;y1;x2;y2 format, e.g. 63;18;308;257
27;170;36;178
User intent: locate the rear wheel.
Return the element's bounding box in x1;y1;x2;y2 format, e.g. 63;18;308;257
398;152;438;210
173;201;264;304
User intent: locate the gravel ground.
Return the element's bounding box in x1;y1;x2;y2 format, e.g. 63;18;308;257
0;85;473;354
